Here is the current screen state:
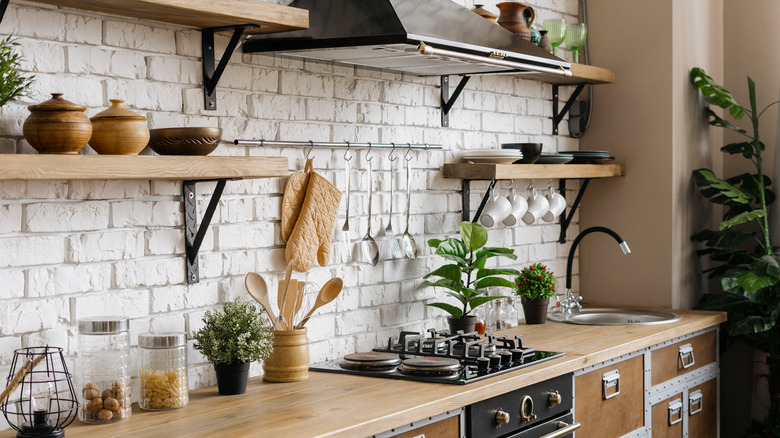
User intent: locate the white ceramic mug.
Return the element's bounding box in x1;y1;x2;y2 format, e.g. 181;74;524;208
522;187;549;224
480;187;511;227
542;186;566;222
503;187;528;226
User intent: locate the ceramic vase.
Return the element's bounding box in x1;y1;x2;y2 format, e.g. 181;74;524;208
23;93;92;154
496;2;535;41
88;99;150;155
214;362;250;395
263;328;309;382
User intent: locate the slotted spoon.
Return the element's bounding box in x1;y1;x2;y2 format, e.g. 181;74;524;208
385;156;403;258
340;156;351;261
360;157;379;266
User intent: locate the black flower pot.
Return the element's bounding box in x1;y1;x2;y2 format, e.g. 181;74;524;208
214;361;250;395
521;297;550;324
447;315;477;334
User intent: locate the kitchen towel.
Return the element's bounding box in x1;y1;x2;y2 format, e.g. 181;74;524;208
284;160;342;272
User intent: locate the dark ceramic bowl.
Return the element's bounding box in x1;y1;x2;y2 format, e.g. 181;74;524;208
148;127;222;156
502;143;543;164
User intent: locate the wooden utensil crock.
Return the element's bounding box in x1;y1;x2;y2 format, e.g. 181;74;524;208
23;93;92;154
262;328;309;382
88;99;150;155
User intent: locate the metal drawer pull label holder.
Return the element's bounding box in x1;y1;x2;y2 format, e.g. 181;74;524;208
602;369;621;400
689;389;703;415
539;421;582;438
678;343;696;369
668;399;683;425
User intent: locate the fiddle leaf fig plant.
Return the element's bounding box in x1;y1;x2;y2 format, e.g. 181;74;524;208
689;67;780;435
424;221;518;319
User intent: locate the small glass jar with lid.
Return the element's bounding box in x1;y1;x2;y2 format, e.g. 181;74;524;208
138;332;189;410
77;316;131;424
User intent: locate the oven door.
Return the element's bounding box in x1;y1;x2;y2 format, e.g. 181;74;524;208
506;412;579;438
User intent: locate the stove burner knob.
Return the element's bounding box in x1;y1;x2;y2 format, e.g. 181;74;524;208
499;351;512;365
495;410;510;425
548;391;562;407
489;354;501;369
510;348;524;363
477;357;490;372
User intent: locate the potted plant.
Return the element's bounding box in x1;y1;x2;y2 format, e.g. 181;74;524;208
0;36;34;108
424;221;518;333
192;300;273;395
514;263;557;324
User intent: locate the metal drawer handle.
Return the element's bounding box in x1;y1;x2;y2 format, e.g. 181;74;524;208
689;389;703;415
679;344;695;369
539;421;582;438
668;399;683;425
602;370;621;400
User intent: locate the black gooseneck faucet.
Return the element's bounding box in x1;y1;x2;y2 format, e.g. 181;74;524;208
559;226;631;313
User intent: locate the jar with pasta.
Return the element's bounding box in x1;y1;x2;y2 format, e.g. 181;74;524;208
138;332;189;410
77;316;131;423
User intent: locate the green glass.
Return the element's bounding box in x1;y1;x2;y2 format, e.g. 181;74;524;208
542;18;566;56
565;23;587;64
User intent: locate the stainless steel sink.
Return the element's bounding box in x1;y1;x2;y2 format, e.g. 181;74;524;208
547;308;681;326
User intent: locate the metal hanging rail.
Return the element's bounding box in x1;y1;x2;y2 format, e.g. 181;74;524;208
234;140;443;151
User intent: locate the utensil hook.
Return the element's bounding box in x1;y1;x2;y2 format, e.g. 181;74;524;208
344;141;353;161
388;142;397;161
405;143;413;161
305;141;315;160
365;142;374;162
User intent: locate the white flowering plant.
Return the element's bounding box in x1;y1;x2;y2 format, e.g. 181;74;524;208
192;300;273;365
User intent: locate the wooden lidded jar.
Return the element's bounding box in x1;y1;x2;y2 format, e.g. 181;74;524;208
471;4;498;23
262;328;309;382
88;99;150;155
23;93;92;154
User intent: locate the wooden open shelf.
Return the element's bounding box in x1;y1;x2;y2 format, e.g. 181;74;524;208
443;163;626;181
529;63;615;85
0;155;288;180
25;0;309;34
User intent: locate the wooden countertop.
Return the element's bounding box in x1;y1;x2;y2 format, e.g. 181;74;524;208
1;310;724;438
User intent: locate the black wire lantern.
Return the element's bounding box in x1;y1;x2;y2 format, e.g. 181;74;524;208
0;347;78;438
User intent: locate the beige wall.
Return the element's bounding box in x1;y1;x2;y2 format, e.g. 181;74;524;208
578;0;722;308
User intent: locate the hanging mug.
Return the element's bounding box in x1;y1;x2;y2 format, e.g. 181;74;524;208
543;186;566;222
523;186;549;224
480;187;512;228
503;186;529;226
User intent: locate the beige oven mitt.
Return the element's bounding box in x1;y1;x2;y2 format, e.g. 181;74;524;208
281;160;313;243
285;162;342;272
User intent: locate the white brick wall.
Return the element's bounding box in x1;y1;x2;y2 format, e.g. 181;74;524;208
0;0;585;420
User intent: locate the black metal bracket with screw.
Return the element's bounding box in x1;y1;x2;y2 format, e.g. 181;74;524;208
201;24;258;111
552;83;586;135
440;75;472;127
183;179;237;284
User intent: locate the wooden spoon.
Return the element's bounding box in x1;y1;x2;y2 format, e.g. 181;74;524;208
295;277;343;329
244;272;280;330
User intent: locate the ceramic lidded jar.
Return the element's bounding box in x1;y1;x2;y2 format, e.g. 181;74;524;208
88;99;150;155
23;93;92;154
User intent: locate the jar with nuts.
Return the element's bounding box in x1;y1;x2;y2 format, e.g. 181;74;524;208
77;317;131;423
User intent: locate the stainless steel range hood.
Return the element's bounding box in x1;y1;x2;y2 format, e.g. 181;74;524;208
243;0;571;77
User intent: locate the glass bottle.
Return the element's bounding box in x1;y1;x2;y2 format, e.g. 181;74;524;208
77;316;131;423
505;297;519;328
138;332;189;410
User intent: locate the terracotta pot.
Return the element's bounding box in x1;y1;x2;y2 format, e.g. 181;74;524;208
214;362;250;395
521;297;549;324
447;315;477;334
88;99;150;155
471;4;498;23
23;93;92;154
263;328;309;382
496;2;536;41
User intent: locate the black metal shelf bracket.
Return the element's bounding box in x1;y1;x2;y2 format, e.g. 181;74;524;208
201;24;258;111
552;83;586;135
0;0;9;25
184;179;230;284
460;177;595;243
441;75;472;127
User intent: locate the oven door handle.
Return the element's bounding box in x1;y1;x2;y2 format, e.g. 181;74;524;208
539;420;582;438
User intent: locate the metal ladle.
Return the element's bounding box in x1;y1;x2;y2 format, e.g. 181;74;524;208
360;148;379;266
401;147;418;260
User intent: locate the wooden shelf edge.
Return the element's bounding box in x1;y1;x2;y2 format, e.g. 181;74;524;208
442;163;626;180
25;0;309;34
522;63;615;85
0;155;289;180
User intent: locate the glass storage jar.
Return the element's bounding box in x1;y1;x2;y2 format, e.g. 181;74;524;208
138;332;188;410
77;316;131;424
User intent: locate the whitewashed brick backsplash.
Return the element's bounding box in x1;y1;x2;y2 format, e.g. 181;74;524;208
0;0;585;417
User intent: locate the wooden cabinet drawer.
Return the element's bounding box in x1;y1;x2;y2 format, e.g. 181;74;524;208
651;330;716;385
388;415;459;438
688;378;717;438
651;392;684;438
574;355;644;437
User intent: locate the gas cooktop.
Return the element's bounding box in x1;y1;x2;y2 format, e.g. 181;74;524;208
309;329;564;385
